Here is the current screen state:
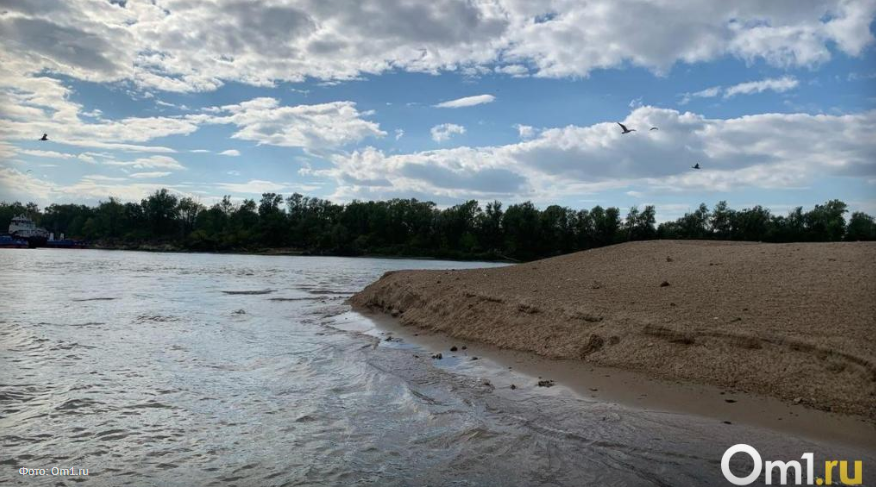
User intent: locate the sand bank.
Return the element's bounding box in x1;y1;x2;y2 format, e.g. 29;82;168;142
351;240;876;419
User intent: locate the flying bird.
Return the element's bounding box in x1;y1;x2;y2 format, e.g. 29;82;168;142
650;127;658;131
617;122;636;134
40;133;48;141
691;163;701;170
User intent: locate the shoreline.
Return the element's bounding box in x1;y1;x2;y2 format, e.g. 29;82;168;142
341;309;876;449
350;240;876;421
77;244;514;263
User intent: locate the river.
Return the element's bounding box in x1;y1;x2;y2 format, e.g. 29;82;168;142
1;249;873;486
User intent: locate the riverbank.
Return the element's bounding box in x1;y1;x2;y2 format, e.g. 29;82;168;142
350;240;876;419
86;242;511;262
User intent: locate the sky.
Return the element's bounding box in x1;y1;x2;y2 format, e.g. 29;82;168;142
1;0;875;221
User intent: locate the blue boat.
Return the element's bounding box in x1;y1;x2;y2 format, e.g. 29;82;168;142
46;238;88;249
0;235;29;248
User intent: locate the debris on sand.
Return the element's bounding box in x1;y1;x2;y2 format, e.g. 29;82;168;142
537;380;555;388
660;280;670;287
232;309;246;314
431;353;443;360
450;346;458;352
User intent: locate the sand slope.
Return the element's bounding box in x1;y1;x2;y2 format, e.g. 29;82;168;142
351;241;876;418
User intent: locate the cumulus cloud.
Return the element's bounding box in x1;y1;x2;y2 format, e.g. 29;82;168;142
0;168;189;204
219;149;241;157
200;98;385;151
431;123;466;142
320;107;875;202
1;1;872;93
0;61;196;152
434;94;496;108
514;124;536;139
495;64;529;77
395;129;405;140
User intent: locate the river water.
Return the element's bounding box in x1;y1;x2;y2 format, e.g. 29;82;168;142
1;250;873;486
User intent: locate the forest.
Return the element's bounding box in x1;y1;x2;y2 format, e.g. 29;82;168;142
1;190;874;261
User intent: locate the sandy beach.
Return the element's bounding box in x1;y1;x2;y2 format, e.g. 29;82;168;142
351;240;876;419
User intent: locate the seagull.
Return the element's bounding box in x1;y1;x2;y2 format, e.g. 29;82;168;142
650;127;658;131
691;163;701;170
40;133;48;141
617;122;636;134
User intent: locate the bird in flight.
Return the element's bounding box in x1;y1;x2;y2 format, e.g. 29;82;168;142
650;127;658;131
691;163;701;170
40;133;48;141
617;122;636;134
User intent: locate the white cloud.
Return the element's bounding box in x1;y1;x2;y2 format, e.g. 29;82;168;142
395;129;405;140
104;155;185;171
514;124;535;139
724;76;800;98
190;149;210;153
0;168;190;204
219;149;241;157
680;77;799;104
495;64;529;77
679;86;722;105
4;1;869;94
431;123;466;142
215;179;287;194
82;175;128;182
321;107;876;202
200;98;385;151
227;170;241;176
435;94;496;108
129;171;172;179
17;149;78;160
0;72;195;152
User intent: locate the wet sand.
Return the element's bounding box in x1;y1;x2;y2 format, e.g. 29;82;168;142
351;240;876;420
345;310;876;449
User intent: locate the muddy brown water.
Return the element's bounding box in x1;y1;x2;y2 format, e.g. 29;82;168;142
1;249;873;486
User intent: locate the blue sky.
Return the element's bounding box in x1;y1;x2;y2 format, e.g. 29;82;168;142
1;0;875;221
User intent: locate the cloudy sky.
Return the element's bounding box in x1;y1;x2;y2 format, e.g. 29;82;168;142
1;0;875;220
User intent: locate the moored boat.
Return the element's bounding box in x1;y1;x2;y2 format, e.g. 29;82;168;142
9;215;50;248
0;235;29;248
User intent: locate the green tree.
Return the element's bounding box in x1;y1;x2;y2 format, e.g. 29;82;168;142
805;199;847;241
142;189;180;237
846;212;876;241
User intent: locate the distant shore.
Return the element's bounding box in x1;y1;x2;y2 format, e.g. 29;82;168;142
351;240;876;419
80;243;512;262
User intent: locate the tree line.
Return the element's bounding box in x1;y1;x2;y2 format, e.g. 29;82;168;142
1;190;873;261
